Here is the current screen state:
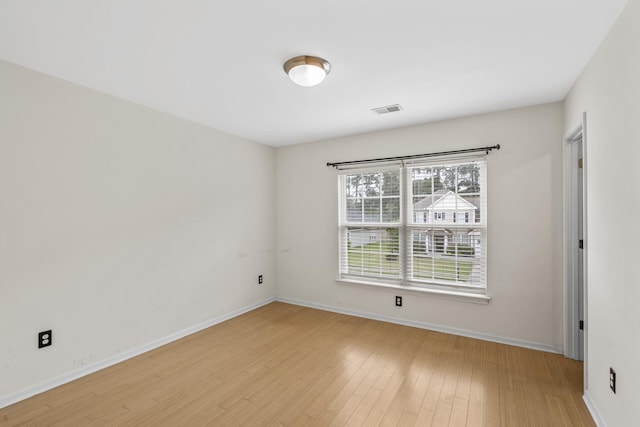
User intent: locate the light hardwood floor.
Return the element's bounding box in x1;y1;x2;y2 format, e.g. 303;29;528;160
1;302;593;426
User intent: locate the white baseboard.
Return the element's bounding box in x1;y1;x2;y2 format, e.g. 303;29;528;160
583;390;605;426
276;297;563;354
0;297;275;410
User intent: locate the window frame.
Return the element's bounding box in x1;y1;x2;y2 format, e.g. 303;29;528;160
337;157;489;301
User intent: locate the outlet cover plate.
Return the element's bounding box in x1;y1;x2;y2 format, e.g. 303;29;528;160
38;330;52;349
610;367;616;393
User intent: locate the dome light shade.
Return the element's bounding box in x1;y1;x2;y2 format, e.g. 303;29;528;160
283;55;331;87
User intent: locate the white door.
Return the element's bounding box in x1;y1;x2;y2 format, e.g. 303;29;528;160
563;115;587;366
577;140;585;361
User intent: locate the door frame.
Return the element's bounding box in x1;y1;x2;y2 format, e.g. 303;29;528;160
563;112;588;384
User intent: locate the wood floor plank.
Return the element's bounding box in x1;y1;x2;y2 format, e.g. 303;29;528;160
465;369;485;427
416;407;435;426
449;396;470;427
362;372;405;425
378;374;419;426
431;399;453;426
344;385;382;426
397;410;418;426
0;302;594;426
545;394;575;427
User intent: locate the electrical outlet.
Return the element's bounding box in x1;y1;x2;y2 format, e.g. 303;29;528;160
395;296;402;307
610;367;616;394
38;330;52;349
258;275;263;285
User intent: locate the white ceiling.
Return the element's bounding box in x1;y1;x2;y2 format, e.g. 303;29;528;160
0;1;628;146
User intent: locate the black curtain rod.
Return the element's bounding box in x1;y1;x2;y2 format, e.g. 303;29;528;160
326;144;500;169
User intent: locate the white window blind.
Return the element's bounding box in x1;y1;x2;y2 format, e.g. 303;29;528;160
339;169;401;281
338;157;487;293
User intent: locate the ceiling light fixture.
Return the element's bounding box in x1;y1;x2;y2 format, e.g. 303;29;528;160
283;55;331;87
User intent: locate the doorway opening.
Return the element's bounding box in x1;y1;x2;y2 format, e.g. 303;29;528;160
563;113;587;389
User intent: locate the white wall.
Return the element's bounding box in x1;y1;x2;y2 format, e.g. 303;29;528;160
276;103;564;349
0;60;275;402
565;0;640;424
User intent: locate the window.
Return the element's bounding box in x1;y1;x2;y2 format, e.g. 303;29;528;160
338;158;487;294
340;170;401;279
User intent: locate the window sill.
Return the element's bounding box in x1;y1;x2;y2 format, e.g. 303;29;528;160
335;278;491;305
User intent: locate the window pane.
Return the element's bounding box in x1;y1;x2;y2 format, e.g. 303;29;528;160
363;198;380;222
382;197;400;222
457;163;481;194
412;167;433;196
346;198;362;222
346;227;400;278
364;173;380;197
345;174;361;198
345;172;384;198
432;166;456;192
457;195;480;223
409;228;483;285
381;171;400;196
344;171;400;224
411;163;483;226
412;195;432;224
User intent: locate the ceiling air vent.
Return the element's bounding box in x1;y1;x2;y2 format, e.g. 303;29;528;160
371;104;404;115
